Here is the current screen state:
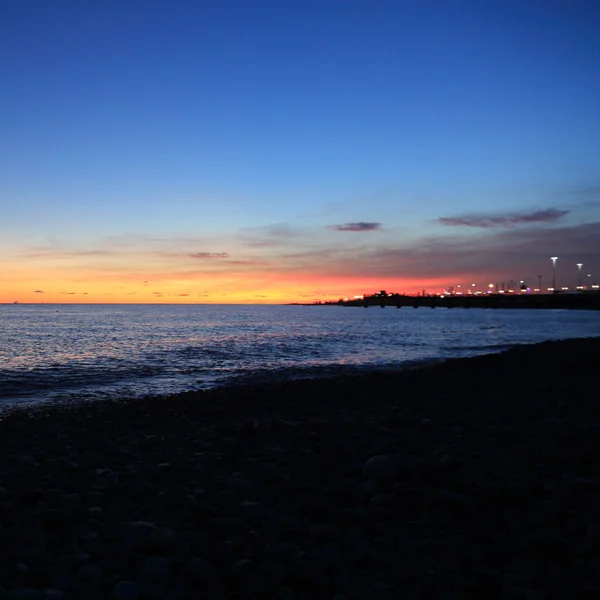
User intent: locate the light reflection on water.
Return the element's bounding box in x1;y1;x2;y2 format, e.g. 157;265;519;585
1;303;599;407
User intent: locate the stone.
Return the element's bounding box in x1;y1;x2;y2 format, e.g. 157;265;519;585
77;563;103;584
345;525;364;540
240;501;262;517
275;587;294;600
362;455;397;485
265;542;300;557
208;517;248;536
6;590;43;600
139;584;166;600
140;556;172;584
40;509;71;529
314;542;342;568
61;493;81;509
437;489;475;511
309;523;334;539
369;494;396;507
127;522;177;553
350;539;378;563
112;581;142;600
182;558;217;585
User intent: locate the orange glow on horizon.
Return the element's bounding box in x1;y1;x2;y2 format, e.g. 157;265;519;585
0;270;456;304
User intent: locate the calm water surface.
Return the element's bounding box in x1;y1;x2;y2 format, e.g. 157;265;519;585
1;304;599;408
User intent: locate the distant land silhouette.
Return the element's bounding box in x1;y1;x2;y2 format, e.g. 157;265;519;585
293;290;600;310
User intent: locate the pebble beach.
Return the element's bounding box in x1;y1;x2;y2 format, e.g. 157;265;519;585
1;337;599;599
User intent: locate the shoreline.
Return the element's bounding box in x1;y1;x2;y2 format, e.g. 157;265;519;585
1;337;599;598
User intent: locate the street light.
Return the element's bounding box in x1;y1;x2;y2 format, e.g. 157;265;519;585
551;257;558;292
577;263;583;290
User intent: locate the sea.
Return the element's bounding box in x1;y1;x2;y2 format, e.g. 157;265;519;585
1;303;600;409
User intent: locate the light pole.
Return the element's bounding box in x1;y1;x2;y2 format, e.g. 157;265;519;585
538;274;542;293
551;257;558;292
577;263;583;290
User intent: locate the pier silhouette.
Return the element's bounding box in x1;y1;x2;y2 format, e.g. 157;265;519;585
327;291;600;311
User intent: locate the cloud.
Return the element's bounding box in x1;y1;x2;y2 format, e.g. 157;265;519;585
265;221;600;287
34;290;44;293
21;247;115;260
438;208;569;229
189;252;230;259
239;223;306;248
178;293;190;296
328;222;382;232
568;185;600;210
570;185;600;198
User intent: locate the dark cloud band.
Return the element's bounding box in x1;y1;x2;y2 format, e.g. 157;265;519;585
438;208;569;228
328;222;382;232
189;252;230;259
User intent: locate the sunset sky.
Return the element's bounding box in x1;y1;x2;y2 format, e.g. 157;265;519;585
2;0;599;303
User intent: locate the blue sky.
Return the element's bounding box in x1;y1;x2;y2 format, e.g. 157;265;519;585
2;0;600;302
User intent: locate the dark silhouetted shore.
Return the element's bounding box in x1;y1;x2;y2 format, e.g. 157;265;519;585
1;337;599;599
297;291;600;310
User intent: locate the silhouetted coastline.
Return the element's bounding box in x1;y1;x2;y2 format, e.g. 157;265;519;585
1;337;599;598
293;290;600;310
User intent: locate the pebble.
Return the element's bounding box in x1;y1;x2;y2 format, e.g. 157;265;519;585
1;337;599;598
438;489;474;511
40;509;70;529
362;455;397;485
61;493;81;509
182;558;217;585
208;517;248;536
276;586;294;600
266;542;300;557
128;523;177;553
6;590;43;600
140;556;172;584
77;563;103;583
309;523;335;539
112;581;142;600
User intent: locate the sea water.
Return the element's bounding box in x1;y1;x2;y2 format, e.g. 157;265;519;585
1;303;599;408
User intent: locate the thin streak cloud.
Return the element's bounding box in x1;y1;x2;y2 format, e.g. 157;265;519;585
438;209;569;229
189;252;230;259
328;222;382;232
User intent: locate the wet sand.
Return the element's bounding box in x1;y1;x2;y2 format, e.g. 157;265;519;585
1;337;599;599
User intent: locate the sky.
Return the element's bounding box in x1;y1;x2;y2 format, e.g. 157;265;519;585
2;0;600;303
